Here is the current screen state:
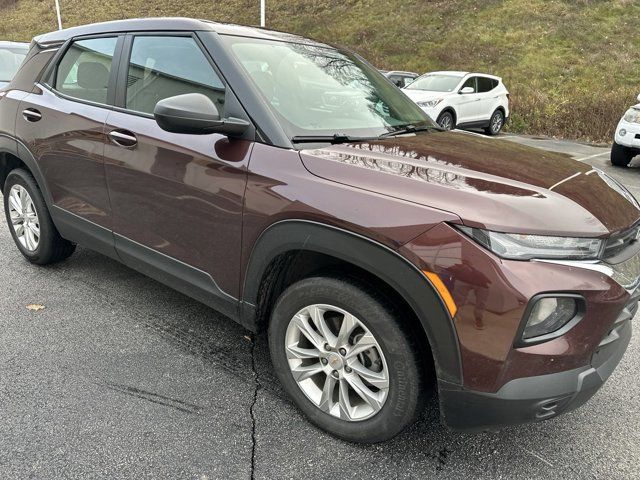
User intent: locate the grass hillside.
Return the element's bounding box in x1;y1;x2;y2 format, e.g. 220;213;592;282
0;0;638;142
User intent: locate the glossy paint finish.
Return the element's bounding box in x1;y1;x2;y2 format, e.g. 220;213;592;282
103;110;251;297
15;87;113;229
301;131;640;236
402;222;629;393
241;142;461;274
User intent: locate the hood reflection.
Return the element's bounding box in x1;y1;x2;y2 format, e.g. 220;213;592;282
307;144;541;197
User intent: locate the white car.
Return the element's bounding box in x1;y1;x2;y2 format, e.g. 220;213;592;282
612;95;640;167
403;71;509;135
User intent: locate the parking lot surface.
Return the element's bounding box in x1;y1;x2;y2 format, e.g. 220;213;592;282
0;135;638;479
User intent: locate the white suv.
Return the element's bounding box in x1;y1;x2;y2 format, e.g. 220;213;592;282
612;95;640;167
403;71;509;135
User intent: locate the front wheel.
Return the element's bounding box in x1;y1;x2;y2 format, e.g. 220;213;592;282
611;141;636;167
484;109;505;136
3;169;75;264
268;276;426;443
436;111;455;131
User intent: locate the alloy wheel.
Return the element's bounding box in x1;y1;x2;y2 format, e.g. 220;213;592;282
491;112;503;134
284;304;390;421
8;185;40;252
438;114;453;130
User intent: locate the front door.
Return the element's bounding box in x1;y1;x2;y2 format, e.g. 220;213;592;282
455;76;481;124
103;34;253;306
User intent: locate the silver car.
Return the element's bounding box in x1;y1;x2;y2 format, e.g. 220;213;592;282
0;41;29;88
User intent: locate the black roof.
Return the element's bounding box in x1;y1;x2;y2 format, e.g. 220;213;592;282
34;17;326;47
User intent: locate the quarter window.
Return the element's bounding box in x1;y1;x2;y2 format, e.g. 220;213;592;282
55;37;118;104
477;77;496;93
125;36;225;115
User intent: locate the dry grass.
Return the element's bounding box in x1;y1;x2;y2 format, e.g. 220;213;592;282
0;0;638;143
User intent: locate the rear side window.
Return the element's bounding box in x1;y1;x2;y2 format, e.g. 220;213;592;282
477;77;497;92
125;36;225;115
55;37;118;104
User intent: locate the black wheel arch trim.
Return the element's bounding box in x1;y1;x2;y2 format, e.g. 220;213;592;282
241;219;463;385
0;133;54;206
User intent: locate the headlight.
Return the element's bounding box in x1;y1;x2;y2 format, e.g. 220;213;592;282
623;107;640;124
457;226;604;260
518;295;583;345
417;99;443;108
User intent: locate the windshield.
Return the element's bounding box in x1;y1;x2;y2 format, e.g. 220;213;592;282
0;45;28;82
406;74;463;92
221;35;435;140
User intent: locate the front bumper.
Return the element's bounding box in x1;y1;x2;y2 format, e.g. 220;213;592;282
615;119;640;150
439;294;634;431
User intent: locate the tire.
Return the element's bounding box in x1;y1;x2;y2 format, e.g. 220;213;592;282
268;276;426;443
3;168;75;264
611;141;635;167
436;111;455;131
484;109;504;136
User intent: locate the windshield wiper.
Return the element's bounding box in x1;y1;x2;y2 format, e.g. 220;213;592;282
378;124;441;139
291;133;376;144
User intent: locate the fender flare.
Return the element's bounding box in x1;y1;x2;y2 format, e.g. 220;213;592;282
0;133;54;207
241;220;463;385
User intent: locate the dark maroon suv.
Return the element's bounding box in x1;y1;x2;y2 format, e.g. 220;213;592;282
0;18;637;443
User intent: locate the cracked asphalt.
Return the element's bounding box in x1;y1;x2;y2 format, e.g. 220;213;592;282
0;135;639;479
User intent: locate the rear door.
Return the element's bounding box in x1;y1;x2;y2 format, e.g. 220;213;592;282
476;76;500;121
103;32;254;306
15;35;122;256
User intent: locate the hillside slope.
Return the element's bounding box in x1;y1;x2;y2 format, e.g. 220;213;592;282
0;0;638;142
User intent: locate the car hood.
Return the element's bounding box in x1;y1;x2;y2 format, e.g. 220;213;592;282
300;131;640;237
402;89;451;102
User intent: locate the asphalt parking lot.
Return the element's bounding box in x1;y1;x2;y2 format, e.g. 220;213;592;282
0;135;638;479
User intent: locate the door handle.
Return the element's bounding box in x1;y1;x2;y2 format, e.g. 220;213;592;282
108;129;137;148
22;108;42;122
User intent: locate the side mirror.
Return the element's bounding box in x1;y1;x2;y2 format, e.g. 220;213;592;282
459;86;475;94
154;93;249;136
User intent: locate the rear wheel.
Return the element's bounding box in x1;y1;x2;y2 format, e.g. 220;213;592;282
436;111;455;130
3;169;75;264
484;109;505;135
268;276;426;443
611;141;636;167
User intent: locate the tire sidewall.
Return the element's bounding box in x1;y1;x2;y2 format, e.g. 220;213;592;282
437;111;454;130
3;169;53;263
268;276;423;443
490;110;504;134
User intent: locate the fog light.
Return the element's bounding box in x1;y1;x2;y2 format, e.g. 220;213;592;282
620;129;627;137
522;297;578;340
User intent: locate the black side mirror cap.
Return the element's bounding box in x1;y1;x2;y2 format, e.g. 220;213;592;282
154;93;249;136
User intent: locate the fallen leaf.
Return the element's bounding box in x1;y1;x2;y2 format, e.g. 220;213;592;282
26;304;45;312
243;335;252;342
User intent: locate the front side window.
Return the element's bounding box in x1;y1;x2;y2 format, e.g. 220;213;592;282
406;74;463;93
125;36;225;115
461;77;477;93
222;35;433;139
55;37;118;104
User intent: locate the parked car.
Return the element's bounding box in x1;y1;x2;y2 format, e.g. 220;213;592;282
0;18;637;443
383;70;418;88
0;41;29;88
611;94;640;167
403;71;509;135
